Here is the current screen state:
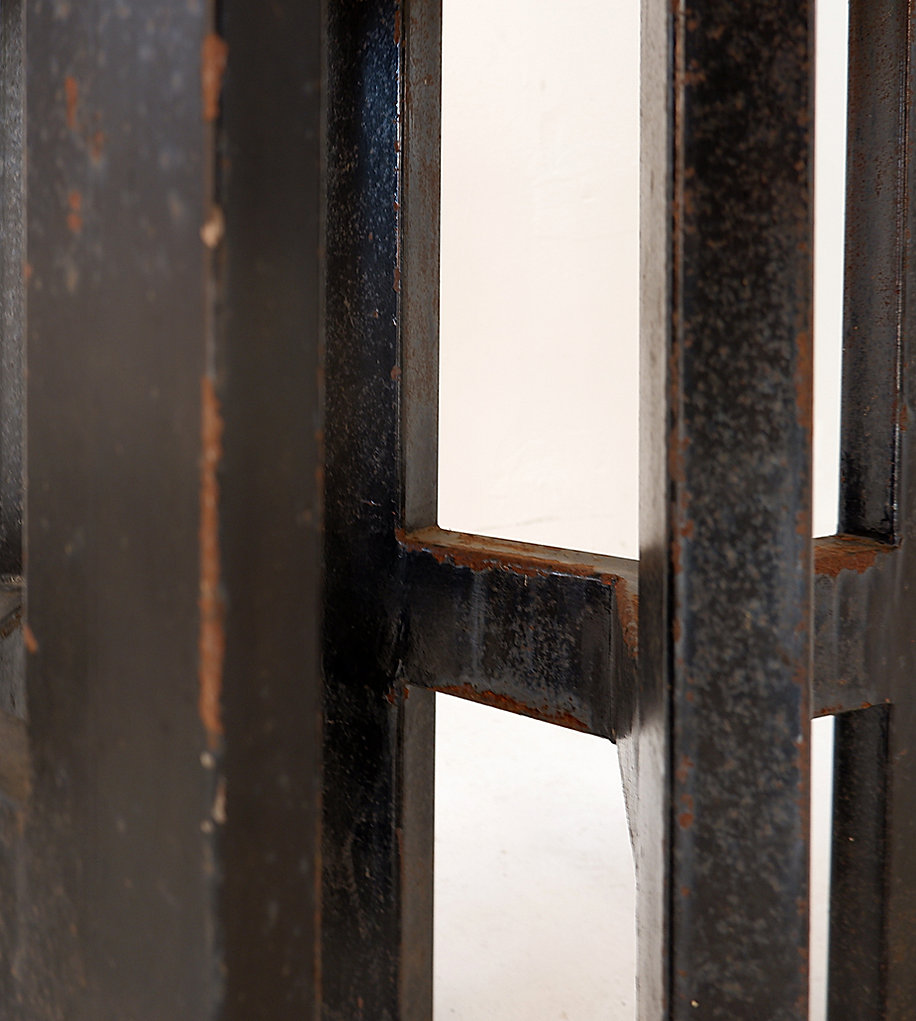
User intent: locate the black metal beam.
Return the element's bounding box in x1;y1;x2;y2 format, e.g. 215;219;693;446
216;1;324;1017
24;2;218;1015
400;528;635;740
323;0;434;1016
622;1;814;1018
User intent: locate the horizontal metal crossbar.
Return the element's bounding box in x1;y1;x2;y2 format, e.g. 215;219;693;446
397;530;894;738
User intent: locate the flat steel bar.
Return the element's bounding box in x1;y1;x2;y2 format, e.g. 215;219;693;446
828;706;890;1021
323;0;434;1015
401;531;892;734
622;2;814;1018
840;0;908;544
0;0;24;580
24;3;220;1015
216;2;325;1017
401;0;441;531
400;528;636;740
821;2;916;1014
812;535;895;715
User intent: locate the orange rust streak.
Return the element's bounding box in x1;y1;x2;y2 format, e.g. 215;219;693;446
199;376;225;747
813;534;891;577
614;577;639;658
201;33;229;123
64;76;78;130
399;526;634;586
435;683;590;734
67;191;83;234
23;623;38;655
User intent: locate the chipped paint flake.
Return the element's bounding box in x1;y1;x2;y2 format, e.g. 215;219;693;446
201;33;228;123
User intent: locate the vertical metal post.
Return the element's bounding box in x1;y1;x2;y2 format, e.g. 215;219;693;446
24;3;218;1014
625;2;814;1018
21;1;325;1016
323;0;435;1016
824;3;916;1016
217;2;325;1017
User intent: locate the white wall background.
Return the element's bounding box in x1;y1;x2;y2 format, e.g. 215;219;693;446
435;1;848;1017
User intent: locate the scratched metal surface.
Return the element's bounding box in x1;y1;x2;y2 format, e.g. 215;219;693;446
323;0;435;1017
18;1;326;1018
618;1;815;1017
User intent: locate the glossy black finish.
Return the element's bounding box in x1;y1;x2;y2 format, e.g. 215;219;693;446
323;1;434;1017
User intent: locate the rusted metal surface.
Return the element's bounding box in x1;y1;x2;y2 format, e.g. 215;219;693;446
399;527;636;740
618;1;815;1017
17;1;325;1017
9;0;916;1015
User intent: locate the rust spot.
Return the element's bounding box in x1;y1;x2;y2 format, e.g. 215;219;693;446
399;527;630;586
814;534;889;577
201;33;229;123
680;887;690;899
390;365;401;382
436;683;590;734
394;6;402;45
23;623;38;655
64;75;78;130
795;328;813;441
67;190;83;234
614;577;639;658
90;130;106;164
393;266;401;293
678;812;694;830
199;375;225;748
676;755;694;784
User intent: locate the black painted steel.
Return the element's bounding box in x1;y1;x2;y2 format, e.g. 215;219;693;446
9;0;916;1016
817;3;916;1014
323;1;434;1016
400;528;635;740
840;0;907;544
217;2;324;1017
829;706;889;1021
620;2;814;1018
0;0;24;582
17;1;325;1017
24;2;218;1016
